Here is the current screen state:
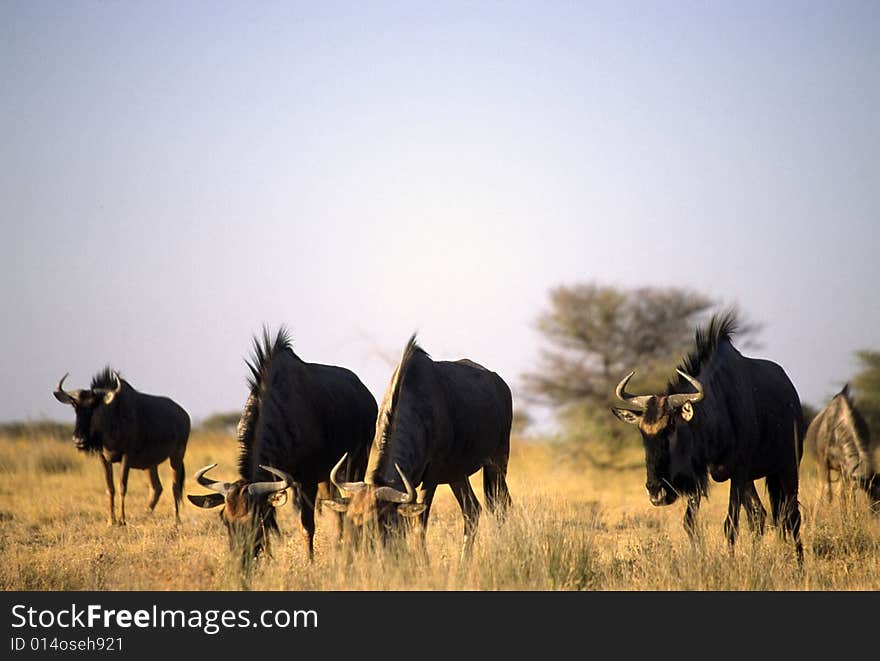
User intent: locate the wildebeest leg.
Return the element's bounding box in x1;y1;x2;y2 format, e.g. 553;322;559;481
146;466;163;513
482;453;513;520
683;493;701;542
118;455;131;526
449;479;481;561
766;472;804;566
822;463;833;504
100;455;116;526
169;452;185;522
742;482;766;536
724;482;743;554
299;481;319;561
415;485;436;561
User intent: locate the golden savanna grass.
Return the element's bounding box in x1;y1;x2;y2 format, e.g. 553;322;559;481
1;431;878;591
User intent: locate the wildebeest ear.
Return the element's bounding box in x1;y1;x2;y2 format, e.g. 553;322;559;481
681;401;694;422
268;490;288;508
187;493;226;509
323;500;349;513
102;391;117;405
398;502;426;518
611;408;641;425
53;391;74;405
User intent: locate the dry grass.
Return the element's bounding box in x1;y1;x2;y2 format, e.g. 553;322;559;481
1;432;878;591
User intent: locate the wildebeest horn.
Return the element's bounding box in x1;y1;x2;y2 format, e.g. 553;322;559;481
247;465;295;497
330;452;368;494
667;370;705;409
90;370;122;404
194;464;235;496
615;370;652;411
375;463;416;504
53;373;81;405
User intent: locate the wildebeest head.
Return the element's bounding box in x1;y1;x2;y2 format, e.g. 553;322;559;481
611;369;705;506
187;464;294;562
53;370;123;452
324;453;425;547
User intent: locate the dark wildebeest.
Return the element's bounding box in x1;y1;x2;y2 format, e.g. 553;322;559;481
187;327;377;564
806;384;879;512
53;367;190;525
328;334;513;559
611;312;805;563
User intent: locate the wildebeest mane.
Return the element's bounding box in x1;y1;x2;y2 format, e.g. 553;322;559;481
835;385;874;478
91;366;122;390
841;387;872;449
669;309;740;393
373;333;429;469
236;326;294;477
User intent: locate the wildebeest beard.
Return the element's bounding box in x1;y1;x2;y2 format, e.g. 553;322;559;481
73;413;104;454
645;426;709;506
226;503;280;563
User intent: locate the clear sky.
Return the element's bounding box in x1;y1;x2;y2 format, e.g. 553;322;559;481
2;1;878;427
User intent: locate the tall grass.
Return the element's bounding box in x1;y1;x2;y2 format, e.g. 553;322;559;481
1;432;878;590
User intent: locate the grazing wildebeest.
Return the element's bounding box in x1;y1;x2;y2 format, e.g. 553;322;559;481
328;334;513;559
187;327;377;564
806;384;879;512
53;367;190;525
611;312;805;563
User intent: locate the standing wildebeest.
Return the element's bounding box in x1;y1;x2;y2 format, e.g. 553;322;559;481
611;312;805;563
806;384;879;512
328;334;513;559
187;327;377;564
53;367;190;525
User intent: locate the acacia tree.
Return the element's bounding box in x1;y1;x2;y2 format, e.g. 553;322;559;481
851;350;880;444
521;283;754;448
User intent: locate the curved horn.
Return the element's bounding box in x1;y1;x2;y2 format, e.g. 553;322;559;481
194;464;234;496
375;463;416;504
91;370;123;404
53;372;81;405
110;371;122;395
614;370;652;411
247;465;296;497
667;370;705;409
330;452;368;495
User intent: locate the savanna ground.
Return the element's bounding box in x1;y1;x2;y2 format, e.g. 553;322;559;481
1;430;878;591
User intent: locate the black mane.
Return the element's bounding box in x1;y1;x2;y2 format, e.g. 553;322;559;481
668;310;740;394
237;326;294;476
91;366;121;390
376;333;430;455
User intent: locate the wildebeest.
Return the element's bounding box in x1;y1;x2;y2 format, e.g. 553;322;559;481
328;334;513;559
806;384;879;512
187;327;377;564
53;367;190;525
611;312;805;563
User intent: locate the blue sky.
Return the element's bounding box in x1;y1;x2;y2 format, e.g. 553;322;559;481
2;1;878;427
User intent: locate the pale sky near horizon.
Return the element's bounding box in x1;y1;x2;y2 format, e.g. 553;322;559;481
2;2;878;429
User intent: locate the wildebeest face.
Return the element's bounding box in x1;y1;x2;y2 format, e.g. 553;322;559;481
53;372;121;452
187;464;292;563
611;369;703;507
219;484;285;560
325;453;425;548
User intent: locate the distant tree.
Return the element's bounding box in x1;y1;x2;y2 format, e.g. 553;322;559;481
511;407;532;437
0;420;72;441
198;411;241;434
851;349;880;446
521;283;758;449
